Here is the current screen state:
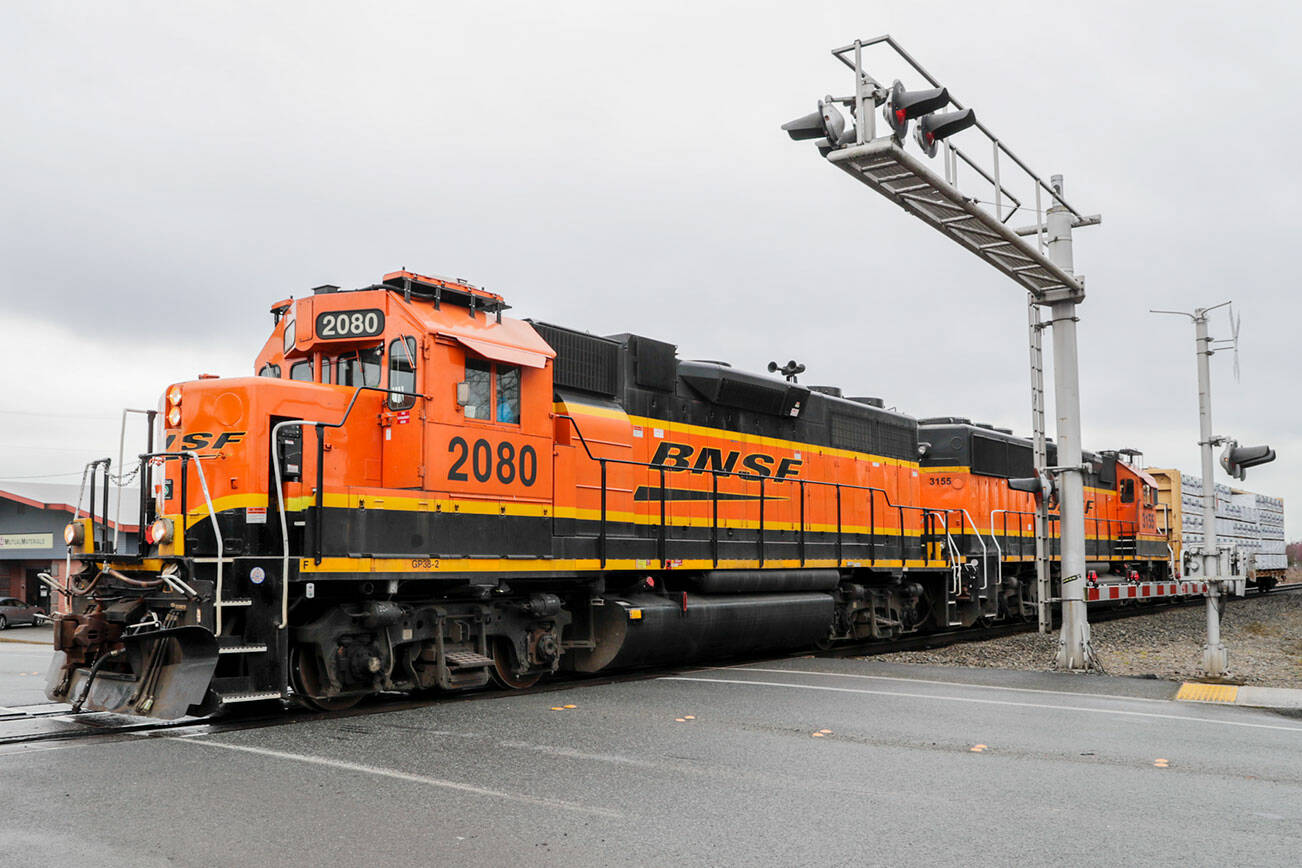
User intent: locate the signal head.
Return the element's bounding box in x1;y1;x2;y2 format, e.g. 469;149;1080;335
914;107;977;157
883;80;949;142
782;97;851;148
1219;440;1276;481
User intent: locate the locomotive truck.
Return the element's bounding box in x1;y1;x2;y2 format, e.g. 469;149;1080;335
49;270;1170;718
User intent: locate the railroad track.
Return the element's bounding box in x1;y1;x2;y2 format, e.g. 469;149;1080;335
835;580;1302;658
4;583;1299;750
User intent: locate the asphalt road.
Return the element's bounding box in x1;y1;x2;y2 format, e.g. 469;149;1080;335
1;654;1299;867
0;627;53;708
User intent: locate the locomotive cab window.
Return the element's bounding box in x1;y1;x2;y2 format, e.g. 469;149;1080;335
497;364;520;424
388;336;417;410
463;358;492;420
1120;478;1135;503
460;358;520;423
290;360;313;382
258;363;281;378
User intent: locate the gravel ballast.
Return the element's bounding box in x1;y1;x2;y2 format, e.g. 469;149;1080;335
871;589;1302;687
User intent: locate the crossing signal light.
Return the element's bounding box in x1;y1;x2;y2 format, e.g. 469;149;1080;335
914;108;977;157
883;80;949;142
1219;440;1276;481
1008;470;1058;509
782;97;853;148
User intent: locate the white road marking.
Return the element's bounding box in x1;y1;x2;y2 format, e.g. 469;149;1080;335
662;676;1302;733
175;737;624;817
721;666;1176;704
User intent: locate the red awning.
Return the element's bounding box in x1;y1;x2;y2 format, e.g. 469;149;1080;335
453;334;550;369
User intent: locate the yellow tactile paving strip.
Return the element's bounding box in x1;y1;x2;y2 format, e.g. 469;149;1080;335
1176;682;1239;703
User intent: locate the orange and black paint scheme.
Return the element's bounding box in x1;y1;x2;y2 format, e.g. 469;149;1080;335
49;270;1171;718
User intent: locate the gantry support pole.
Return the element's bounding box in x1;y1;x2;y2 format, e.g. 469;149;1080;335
1042;175;1091;670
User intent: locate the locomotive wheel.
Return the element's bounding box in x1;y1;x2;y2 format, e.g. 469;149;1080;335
490;638;542;690
291;647;363;712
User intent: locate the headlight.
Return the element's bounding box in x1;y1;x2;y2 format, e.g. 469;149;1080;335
168;385;183;406
146;518;174;545
166;406;182;427
63;523;84;545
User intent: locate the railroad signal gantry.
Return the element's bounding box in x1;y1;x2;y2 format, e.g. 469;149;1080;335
782;35;1102;668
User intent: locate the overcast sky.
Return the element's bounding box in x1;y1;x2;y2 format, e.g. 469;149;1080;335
2;1;1299;536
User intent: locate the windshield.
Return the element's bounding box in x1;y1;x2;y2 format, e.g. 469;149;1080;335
337;345;383;387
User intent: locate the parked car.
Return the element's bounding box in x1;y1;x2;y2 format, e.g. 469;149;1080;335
0;598;45;629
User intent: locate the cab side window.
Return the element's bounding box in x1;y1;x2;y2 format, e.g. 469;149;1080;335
464;359;492;420
388;337;417;409
320;356;332;385
290;360;313;382
496;365;520;424
1120;478;1135;503
258;363;281;378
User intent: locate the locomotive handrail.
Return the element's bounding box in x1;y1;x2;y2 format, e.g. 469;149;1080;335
989;509;1010;582
114;407;156;553
138;450;223;632
273;385;427;630
954;509;989;591
555;413;965;570
67;458;111;597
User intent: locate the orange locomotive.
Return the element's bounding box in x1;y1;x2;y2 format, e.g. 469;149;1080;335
50;270;1168;717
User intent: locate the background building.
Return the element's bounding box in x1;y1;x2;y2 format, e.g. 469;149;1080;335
0;482;139;610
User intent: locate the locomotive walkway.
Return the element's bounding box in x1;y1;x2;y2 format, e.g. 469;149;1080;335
1;651;1300;866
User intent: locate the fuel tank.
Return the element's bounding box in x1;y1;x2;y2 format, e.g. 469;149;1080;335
568;591;834;673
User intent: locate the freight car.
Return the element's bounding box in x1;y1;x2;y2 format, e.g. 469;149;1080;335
1148;469;1287;591
49;270;1171;718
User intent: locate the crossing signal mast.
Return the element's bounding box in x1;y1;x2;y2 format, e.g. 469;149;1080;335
783;36;1102;668
1152;302;1277;677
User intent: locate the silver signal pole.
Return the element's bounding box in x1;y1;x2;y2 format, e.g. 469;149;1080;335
1043;177;1091;669
1152;302;1233;677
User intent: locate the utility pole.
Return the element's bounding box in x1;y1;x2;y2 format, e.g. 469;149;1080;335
1042;176;1090;669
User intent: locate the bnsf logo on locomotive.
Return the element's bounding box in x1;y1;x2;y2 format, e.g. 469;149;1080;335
164;431;246;450
651;441;802;479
